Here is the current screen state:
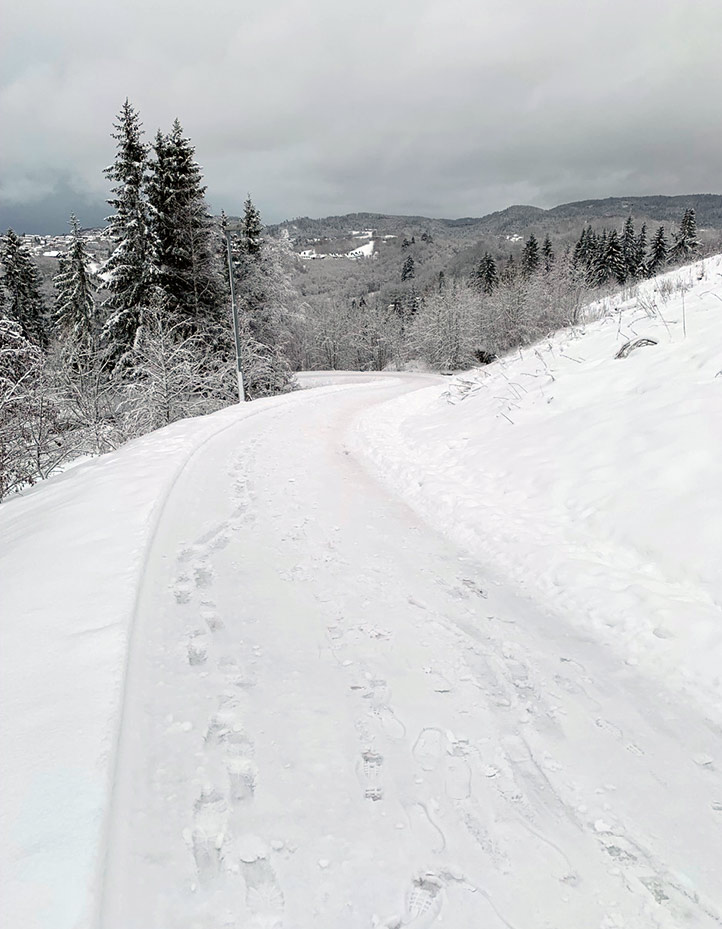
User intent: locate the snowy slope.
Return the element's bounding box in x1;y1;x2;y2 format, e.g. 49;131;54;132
356;255;722;714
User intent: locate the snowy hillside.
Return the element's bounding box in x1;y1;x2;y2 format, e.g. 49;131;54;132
357;255;722;714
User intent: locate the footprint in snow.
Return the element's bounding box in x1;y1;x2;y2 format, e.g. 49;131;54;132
201;607;224;633
226;755;258;804
380;872;444;928
193;562;214;589
187;631;209;666
234;835;285;925
413;728;446;773
191;787;228;884
173;576;194;604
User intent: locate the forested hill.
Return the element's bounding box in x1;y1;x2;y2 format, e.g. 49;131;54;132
266;193;722;243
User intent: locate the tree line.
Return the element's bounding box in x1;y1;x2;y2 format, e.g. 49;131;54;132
0;100;298;499
0;97;708;499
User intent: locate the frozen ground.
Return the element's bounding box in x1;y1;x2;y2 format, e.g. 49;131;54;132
1;261;721;929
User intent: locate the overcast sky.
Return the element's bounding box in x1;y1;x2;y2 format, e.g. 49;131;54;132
2;0;721;233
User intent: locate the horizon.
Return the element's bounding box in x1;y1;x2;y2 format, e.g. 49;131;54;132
6;190;721;237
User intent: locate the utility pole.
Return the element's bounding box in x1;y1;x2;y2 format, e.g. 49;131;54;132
225;229;246;402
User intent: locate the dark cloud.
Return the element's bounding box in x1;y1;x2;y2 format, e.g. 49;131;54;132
2;0;722;232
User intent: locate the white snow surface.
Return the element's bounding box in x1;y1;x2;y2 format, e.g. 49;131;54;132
2;261;722;929
347;239;375;259
356;255;722;715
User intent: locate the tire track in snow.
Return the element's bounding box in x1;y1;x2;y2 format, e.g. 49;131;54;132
96;402;293;927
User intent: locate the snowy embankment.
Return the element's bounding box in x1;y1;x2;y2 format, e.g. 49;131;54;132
356;255;722;713
0;386;354;929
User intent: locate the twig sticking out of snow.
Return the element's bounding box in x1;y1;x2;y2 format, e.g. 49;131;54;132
615;338;658;359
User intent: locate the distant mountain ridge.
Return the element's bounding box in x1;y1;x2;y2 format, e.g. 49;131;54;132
267;194;722;243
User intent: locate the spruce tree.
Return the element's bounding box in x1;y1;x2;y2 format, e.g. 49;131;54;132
589;231;609;286
102;100;152;358
53;215;99;347
605;230;627;285
239;196;264;259
474;253;498;294
147;119;222;332
573;227;590;270
521;234;540;277
647;226;669;276
670;208;699;263
634;223;648;278
621;216;637;279
401;255;415;282
0;229;47;346
541;234;555;272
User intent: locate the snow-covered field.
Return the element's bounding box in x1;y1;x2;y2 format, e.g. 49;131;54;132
2;259;722;929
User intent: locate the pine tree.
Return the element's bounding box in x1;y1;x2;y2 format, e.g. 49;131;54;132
401;255;415;282
588;230;609;286
633;223;648;278
572;227;590;270
670;208;699;263
53;214;99;347
0;229;47;346
239;196;264;260
147;119;223;332
621;216;637;279
102;100;152;357
605;230;627;284
647;226;668;276
521;234;540;276
474;252;498;294
541;234;555;272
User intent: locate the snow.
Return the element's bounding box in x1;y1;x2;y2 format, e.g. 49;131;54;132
356;255;722;715
347;240;375;259
3;260;722;929
0;387;358;929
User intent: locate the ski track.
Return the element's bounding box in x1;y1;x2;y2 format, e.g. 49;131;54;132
97;376;722;929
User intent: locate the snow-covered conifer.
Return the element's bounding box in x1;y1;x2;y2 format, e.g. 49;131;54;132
604;230;627;285
542;234;555;272
102;100;152;358
647;226;669;276
0;229;47;346
53;215;99;347
670;208;699;263
147;120;223;333
521;234;540;276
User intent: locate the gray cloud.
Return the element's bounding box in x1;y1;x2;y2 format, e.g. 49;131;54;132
2;0;722;232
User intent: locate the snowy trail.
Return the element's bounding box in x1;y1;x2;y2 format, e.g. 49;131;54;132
96;374;722;929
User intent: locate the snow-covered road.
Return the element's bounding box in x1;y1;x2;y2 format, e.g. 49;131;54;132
4;372;722;929
101;375;721;929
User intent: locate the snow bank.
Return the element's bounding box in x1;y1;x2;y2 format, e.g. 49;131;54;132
356;255;722;713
